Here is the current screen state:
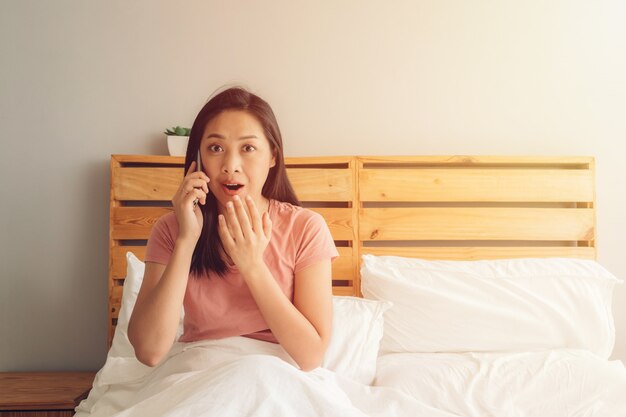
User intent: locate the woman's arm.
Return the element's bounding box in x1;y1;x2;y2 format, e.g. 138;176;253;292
128;161;209;366
218;195;334;371
127;238;195;367
241;259;333;372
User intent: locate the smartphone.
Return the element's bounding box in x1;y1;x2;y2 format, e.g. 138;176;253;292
192;150;203;208
196;148;203;172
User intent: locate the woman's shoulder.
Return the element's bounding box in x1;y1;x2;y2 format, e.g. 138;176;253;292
152;211;179;236
270;199;327;230
158;210;178;225
272;199;315;218
144;211;180;261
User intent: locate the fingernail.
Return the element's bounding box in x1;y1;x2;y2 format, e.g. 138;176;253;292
227;202;233;209
246;195;252;201
233;195;240;201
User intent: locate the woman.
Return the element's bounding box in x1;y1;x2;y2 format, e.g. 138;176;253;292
128;86;339;371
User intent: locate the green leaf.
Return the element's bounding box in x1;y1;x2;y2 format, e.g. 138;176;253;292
164;126;190;135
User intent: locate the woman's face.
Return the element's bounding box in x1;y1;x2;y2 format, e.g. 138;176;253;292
200;110;276;214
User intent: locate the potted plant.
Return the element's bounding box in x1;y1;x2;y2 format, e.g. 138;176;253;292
164;126;191;156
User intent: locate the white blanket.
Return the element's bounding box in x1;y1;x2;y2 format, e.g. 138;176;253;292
374;349;626;417
75;337;461;417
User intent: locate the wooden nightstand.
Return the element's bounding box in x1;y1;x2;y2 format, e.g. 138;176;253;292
0;372;96;417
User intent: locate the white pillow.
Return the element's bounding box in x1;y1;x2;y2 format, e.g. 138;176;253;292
360;254;622;357
323;296;392;384
108;252;184;358
113;252;391;385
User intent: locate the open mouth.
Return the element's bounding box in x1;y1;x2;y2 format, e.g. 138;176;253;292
222;183;245;195
224;183;244;191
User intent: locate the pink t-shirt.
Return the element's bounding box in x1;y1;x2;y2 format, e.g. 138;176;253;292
144;198;340;344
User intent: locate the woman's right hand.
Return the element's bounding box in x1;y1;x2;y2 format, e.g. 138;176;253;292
172;161;210;243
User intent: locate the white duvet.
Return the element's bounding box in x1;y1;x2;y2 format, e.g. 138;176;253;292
374;349;626;417
74;336;461;417
75;338;626;416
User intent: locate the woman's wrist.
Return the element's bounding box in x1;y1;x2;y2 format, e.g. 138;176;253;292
175;237;197;254
239;260;268;281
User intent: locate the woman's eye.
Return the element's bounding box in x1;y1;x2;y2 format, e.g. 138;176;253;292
208;144;222;152
243;145;256;152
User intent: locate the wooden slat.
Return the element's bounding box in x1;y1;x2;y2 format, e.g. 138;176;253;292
285;156;353;165
332;287;355;296
112;154;185;164
332;247;353;279
113;166;182;201
361;246;596;260
108;156;121;349
352;158;361;296
360;207;594;241
110;285;123;319
286;168;352;201
357;155;594;167
112;155;353;167
111;207;172;240
360;168;593;202
308;208;354;241
113;165;354;202
112;208;351;241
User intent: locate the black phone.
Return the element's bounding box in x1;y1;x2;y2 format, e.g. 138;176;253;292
196;149;202;172
192;150;203;208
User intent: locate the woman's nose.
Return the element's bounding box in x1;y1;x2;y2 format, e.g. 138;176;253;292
221;152;241;173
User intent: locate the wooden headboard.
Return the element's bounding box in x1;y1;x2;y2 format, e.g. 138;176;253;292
108;154;596;346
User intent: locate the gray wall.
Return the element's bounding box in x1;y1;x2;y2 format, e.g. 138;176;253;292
1;0;625;371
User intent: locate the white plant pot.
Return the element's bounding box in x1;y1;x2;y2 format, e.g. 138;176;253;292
167;135;189;156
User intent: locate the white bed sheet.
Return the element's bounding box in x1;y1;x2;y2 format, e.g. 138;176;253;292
374;349;626;417
74;336;462;417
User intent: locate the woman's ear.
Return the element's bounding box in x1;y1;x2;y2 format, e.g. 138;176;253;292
270;152;276;168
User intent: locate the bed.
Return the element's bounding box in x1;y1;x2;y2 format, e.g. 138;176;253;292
75;154;626;417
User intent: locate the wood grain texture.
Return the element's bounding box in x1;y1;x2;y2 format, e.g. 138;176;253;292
111;207;171;240
285;168;353;201
110;154;185;164
112;166;182;201
0;411;74;416
108;154;596;347
357;155;593;167
0;372;96;412
361;246;596;260
110;206;353;240
112;166;356;201
359;168;593;202
359;207;594;241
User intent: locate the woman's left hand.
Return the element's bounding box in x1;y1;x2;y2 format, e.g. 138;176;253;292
218;195;272;275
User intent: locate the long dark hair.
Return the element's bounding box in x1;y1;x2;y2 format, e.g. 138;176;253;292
183;86;301;278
